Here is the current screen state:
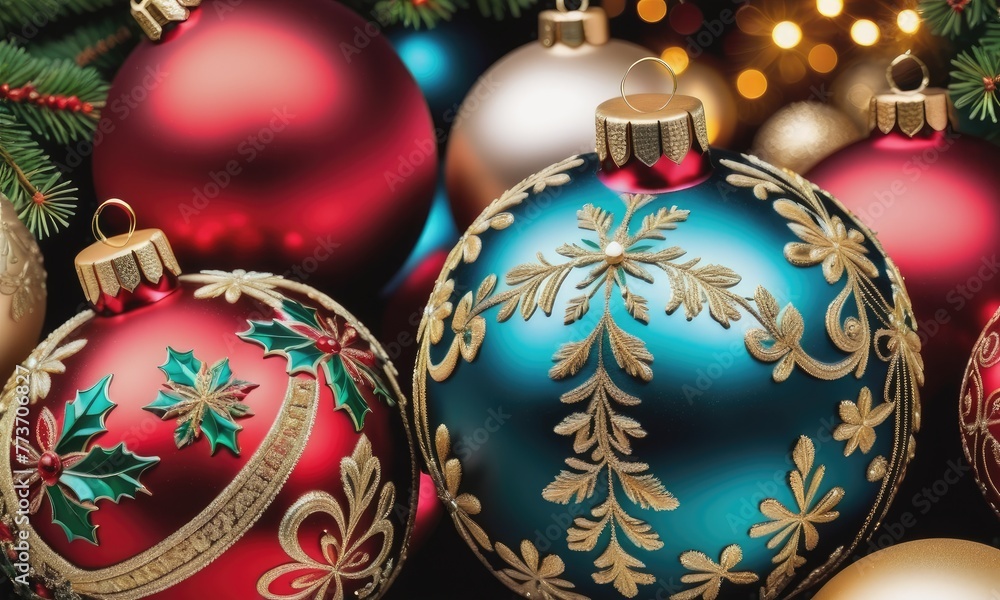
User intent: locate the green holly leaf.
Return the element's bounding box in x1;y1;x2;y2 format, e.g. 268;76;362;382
45;485;97;545
59;443;159;505
323;358;372;431
144;390;183;416
157;348;202;389
200;408;242;455
55;375;116;455
278;298;325;330
239;320;326;375
355;361;396;407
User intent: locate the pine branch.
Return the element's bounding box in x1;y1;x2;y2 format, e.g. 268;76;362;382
29;12;140;78
475;0;537;20
0;41;107;145
950;45;1000;122
0;0;119;38
984;22;1000;53
374;0;461;28
919;0;999;38
0;108;77;238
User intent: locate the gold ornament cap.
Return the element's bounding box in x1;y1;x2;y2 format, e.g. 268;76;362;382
869;53;955;137
596;58;710;167
131;0;201;41
539;1;610;48
75;200;182;308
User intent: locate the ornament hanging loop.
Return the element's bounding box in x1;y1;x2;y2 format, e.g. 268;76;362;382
555;0;589;12
92;199;137;248
621;57;677;113
886;52;930;94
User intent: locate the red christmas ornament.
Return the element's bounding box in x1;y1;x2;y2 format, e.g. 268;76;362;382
961;309;1000;518
92;0;437;300
0;202;417;599
806;85;1000;410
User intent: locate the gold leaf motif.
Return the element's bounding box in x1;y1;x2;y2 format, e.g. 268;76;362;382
257;435;396;600
0;199;45;322
750;436;844;600
22;337;88;404
671;545;759;600
187;269;287;307
434;425;492;551
833;387;895;456
867;456;888;482
495;540;590;600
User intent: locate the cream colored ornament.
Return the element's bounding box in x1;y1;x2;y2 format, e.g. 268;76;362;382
445;1;660;227
0;194;45;382
813;539;1000;600
751;101;864;174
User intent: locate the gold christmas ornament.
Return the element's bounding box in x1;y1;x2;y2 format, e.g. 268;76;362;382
813;539;1000;599
0;194;45;382
832;57;892;130
751;102;864;174
445;2;660;227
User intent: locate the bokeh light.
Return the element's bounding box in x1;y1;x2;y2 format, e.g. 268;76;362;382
637;0;667;23
851;19;881;46
737;69;768;99
669;2;703;35
897;9;920;34
808;44;838;73
772;21;803;49
660;46;689;75
816;0;843;17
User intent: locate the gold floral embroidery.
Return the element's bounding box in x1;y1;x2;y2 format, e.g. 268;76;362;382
427;286;488;382
960;313;1000;516
867;456;888;482
833;387;895;456
749;436;844;600
444;156;586;272
670;545;758;600
22;338;87;404
495;540;589;600
417;279;454;345
188;269;287;306
256;435;396;600
0;203;45;322
434;424;492;550
777;198;878;284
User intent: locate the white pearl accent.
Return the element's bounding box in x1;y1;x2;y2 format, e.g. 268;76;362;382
605;241;624;259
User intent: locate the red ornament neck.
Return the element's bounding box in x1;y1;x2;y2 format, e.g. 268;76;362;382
870;128;953;152
92;273;180;316
597;151;713;194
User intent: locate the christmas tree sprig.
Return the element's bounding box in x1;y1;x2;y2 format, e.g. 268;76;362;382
0;0;119;38
369;0;536;28
30;12;140;77
920;0;999;38
951;45;1000;123
0;110;78;238
0;42;106;145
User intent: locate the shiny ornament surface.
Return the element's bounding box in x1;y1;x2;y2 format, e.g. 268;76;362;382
960;308;1000;517
752;102;863;174
445;23;658;228
0;272;417;599
807;129;1000;408
0;196;45;383
812;538;1000;599
415;149;921;599
92;0;437;299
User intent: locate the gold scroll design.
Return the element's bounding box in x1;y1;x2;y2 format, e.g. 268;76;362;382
960;310;1000;518
0;200;45;322
256;435;396;600
0;373;319;599
723;154;922;596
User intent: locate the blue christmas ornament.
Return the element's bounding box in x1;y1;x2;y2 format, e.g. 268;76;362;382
412;72;923;600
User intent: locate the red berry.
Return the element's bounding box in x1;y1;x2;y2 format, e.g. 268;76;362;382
0;522;11;542
56;97;69;110
37;451;63;486
33;582;53;599
315;336;342;355
7;89;24;102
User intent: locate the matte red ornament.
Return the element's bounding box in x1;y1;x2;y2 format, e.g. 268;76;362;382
92;0;437;300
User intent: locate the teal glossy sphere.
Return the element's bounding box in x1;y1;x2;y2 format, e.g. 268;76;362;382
413;151;922;600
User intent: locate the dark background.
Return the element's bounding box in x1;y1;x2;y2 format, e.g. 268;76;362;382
19;1;999;599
